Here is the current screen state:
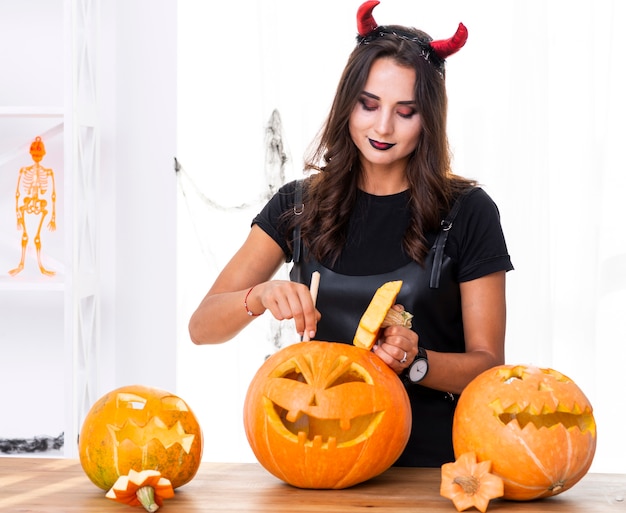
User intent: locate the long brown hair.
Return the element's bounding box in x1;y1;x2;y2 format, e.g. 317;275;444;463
287;27;475;266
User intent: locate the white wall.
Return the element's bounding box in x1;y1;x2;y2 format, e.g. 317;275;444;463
177;0;626;473
101;0;178;393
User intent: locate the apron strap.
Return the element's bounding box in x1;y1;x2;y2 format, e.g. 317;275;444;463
292;179;304;263
430;187;478;289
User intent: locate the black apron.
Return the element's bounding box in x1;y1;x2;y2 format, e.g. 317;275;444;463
290;184;476;466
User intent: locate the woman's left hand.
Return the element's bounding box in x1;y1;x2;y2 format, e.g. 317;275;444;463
372;324;419;374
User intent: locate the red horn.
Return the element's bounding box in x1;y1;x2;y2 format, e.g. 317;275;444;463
357;0;380;36
430;23;468;59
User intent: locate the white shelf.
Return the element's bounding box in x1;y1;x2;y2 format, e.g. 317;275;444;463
0;0;71;459
0;278;65;292
0;106;64;118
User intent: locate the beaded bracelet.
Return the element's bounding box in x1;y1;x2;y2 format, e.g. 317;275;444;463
244;286;261;316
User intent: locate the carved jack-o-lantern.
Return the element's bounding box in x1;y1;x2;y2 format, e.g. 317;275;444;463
244;341;411;489
453;365;596;500
79;385;203;490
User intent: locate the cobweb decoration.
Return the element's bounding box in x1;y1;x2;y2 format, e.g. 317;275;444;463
176;109;291;264
0;433;64;454
177;109;299;353
176;109;289;210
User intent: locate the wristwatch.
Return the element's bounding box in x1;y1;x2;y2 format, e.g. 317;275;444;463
407;346;429;384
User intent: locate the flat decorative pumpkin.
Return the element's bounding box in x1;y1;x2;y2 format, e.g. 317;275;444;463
244;341;411;489
440;451;503;512
106;469;174;512
452;364;596;500
79;385;203;491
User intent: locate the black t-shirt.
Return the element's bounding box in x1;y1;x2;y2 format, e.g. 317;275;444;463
252;179;513;467
252;180;513;282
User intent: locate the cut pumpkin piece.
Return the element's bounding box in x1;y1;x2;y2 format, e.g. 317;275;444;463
440;452;503;512
353;280;405;350
106;469;175;512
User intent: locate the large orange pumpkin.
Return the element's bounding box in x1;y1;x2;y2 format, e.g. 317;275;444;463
79;385;203;490
453;364;596;501
244;341;411;489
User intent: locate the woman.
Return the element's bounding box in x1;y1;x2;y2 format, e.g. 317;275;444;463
189;0;513;466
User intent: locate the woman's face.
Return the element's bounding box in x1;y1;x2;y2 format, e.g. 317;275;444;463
349;57;422;171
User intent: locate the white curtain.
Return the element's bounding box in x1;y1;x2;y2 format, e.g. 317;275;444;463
177;0;625;472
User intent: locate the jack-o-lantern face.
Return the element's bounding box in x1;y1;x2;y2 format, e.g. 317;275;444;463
79;385;203;490
453;365;596;501
244;342;411;489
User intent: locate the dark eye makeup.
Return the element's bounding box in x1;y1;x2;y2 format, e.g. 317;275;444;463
358;96;418;119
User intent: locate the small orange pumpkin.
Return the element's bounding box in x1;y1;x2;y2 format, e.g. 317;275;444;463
243;341;411;489
79;385;203;490
452;365;596;500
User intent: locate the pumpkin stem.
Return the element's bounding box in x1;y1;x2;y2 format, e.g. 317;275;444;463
136;486;159;512
550;480;565;494
453;475;480;495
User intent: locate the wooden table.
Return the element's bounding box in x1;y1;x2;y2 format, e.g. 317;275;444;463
1;457;625;512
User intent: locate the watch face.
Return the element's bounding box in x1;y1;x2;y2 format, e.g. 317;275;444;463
409;359;428;382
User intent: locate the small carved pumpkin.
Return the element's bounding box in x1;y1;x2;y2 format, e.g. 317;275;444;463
79;385;203;490
452;365;596;501
244;341;411;489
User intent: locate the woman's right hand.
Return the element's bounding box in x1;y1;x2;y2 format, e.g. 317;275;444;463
248;280;321;340
189;225;320;345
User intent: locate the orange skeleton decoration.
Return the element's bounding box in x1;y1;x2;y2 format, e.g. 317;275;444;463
9;136;57;276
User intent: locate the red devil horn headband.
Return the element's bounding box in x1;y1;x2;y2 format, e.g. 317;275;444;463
357;0;380;35
431;23;468;59
356;0;468;60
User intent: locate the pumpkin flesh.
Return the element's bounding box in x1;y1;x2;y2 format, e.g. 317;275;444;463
353;280;403;350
